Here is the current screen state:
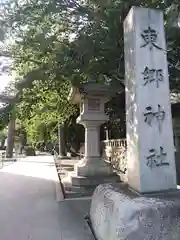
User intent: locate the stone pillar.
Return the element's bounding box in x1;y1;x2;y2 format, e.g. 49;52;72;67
6;115;15;158
89;8;179;240
85;123;100;159
104;126;109;141
58;123;66;157
75;121;111;177
124;7;177;193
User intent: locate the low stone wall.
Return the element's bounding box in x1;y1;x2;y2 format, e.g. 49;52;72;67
102;139;180;184
102;139;127;177
90;183;180;240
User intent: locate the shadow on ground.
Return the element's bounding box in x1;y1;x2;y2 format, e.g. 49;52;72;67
0;169;93;240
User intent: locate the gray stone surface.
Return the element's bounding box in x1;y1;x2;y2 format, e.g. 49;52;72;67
69;81;112;179
0;155;94;240
90;183;180;240
59;158;120;199
124;6;176;193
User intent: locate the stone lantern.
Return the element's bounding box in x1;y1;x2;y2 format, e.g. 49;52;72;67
68;81;117;186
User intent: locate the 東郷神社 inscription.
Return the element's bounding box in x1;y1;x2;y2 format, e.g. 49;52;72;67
124;7;177;193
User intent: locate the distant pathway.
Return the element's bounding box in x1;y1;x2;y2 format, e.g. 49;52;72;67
0;155;93;240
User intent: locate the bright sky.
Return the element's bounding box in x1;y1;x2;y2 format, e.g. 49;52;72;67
0;74;12;92
0;55;14;107
0;56;13;94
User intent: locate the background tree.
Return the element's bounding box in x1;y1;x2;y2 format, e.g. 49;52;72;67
0;0;180;145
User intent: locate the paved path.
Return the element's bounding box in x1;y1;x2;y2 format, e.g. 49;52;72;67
0;155;93;240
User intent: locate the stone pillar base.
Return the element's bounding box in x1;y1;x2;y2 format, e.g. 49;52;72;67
57;155;71;160
90;183;180;240
75;157;113;177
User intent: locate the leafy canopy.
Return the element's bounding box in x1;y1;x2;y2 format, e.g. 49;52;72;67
1;0;180;143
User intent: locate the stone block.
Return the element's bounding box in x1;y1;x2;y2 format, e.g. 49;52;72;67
71;174;120;187
75;158;113;177
90;183;180;240
57;156;71;160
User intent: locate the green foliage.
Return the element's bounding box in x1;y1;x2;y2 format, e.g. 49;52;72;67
1;0;180;143
16;80;78;144
0;128;7;142
0;103;14;130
